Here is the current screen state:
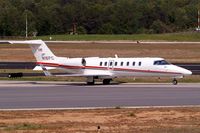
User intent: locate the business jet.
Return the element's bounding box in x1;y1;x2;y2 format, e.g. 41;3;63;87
8;40;192;85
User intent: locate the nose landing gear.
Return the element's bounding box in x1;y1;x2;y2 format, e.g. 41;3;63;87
172;78;178;85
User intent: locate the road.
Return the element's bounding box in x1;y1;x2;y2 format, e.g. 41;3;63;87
0;81;199;109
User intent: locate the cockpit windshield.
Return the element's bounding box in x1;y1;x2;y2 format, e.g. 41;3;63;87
153;60;170;65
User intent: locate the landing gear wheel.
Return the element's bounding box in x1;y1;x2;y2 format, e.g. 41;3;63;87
172;79;178;85
103;79;111;85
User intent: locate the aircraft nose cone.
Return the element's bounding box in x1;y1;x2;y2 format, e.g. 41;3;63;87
183;69;192;75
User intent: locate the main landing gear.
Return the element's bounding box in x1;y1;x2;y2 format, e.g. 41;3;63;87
103;79;112;85
86;77;112;85
87;81;95;85
172;78;178;85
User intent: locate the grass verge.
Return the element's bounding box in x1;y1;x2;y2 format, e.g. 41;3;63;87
35;32;200;41
0;75;199;83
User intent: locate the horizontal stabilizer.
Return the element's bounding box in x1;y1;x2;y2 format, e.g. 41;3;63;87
33;66;57;71
8;40;43;45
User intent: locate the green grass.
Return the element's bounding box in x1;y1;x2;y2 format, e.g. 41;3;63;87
0;76;84;82
34;32;200;41
115;76;200;83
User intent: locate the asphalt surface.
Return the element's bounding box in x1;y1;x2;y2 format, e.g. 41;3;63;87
0;81;199;109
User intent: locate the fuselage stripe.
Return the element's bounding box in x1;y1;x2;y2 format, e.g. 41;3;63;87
36;62;182;75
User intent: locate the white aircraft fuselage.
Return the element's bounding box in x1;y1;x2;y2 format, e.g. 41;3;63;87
9;40;192;85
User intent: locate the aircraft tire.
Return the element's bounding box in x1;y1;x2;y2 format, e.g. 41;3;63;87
172;79;178;85
103;79;111;85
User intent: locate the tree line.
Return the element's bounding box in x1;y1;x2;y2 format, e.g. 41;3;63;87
0;0;199;36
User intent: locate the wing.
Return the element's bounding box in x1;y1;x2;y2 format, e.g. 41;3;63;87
35;63;113;78
54;73;112;77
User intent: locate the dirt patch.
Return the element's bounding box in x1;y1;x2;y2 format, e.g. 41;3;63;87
0;108;200;132
0;42;200;63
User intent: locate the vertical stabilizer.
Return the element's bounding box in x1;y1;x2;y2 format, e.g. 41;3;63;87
29;40;56;62
9;40;57;62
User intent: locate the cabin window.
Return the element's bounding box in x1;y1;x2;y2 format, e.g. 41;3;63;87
138;62;142;66
100;62;102;66
109;62;113;66
115;62;118;66
127;62;129;66
104;62;107;66
132;62;135;66
82;58;86;66
121;62;123;66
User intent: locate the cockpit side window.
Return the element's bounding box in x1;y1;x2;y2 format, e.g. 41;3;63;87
154;60;170;65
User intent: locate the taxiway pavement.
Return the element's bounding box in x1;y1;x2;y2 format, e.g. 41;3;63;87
0;81;199;109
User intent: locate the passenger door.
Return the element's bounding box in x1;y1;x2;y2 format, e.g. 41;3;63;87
108;60;114;70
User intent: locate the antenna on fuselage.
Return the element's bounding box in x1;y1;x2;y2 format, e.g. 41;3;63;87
115;54;118;58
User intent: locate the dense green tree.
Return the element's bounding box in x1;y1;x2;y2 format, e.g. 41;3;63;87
0;0;199;36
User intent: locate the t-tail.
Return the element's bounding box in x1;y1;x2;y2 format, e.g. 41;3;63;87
9;40;59;73
9;40;57;63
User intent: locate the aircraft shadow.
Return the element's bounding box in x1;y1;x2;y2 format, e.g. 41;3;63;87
7;81;121;86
